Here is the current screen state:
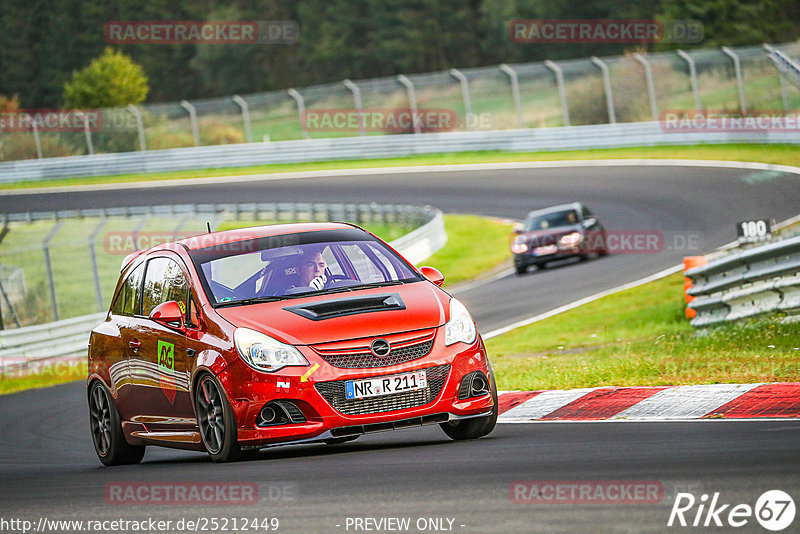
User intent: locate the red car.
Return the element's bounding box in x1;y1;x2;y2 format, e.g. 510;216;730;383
87;222;497;464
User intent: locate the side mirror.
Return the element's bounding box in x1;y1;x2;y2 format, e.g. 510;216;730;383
582;217;596;228
419;266;445;287
511;222;524;234
150;301;184;328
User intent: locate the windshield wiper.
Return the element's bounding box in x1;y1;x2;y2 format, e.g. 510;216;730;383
215;295;302;307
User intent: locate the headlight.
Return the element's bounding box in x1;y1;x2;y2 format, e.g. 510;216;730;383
234;328;308;372
511;236;528;254
444;298;477;346
559;231;581;246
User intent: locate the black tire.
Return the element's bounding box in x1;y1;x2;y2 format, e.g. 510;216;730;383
88;381;145;466
514;263;527;275
440;372;498;440
324;435;360;445
195;374;243;462
537;262;547;270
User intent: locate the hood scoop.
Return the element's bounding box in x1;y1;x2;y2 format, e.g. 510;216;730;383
283;293;406;321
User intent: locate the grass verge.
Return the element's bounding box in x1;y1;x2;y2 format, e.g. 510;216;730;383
420;215;512;286
3;143;800;191
0;360;87;395
486;272;800;391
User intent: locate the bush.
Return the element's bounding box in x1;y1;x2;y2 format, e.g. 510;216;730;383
63;48;149;109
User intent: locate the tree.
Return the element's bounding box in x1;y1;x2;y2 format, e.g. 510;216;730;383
63;48;149;108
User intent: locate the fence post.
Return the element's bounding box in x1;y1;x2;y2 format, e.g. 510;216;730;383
721;47;747;114
232;95;253;143
397;75;421;134
287;89;309;140
633;53;659;121
29;116;43;159
449;68;474;130
590;56;616;124
677;50;701;110
764;44;791;110
544;60;569;126
127;105;146;151
78;111;94;155
343;79;365;137
499;64;525;128
88;218;107;312
180;100;200;147
43;221;65;321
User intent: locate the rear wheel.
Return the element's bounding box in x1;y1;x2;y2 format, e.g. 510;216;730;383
195;374;243;462
440;373;498;440
88;381;145;466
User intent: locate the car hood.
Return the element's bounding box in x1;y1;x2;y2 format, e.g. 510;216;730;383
213;281;450;345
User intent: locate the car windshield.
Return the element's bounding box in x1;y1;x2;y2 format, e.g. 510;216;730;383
188;229;421;305
524;210;579;231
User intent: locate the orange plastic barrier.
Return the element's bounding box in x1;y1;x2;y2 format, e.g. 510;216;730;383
683;256;708;319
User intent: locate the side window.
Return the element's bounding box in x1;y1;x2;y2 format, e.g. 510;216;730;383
142;257;190;317
111;262;145;316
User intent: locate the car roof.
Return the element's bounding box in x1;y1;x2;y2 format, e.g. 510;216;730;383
525;202;584;218
120;222;362;270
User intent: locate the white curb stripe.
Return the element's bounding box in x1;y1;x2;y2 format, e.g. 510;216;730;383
610;384;763;420
498;387;602;422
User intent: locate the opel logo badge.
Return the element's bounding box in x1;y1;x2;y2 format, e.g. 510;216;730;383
370;339;391;358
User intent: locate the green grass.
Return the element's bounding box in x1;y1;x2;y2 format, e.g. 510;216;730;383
4;143;800;190
421;215;512;286
486;272;800;390
0;360;87;395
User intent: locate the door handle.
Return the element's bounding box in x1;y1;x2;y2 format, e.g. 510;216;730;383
186;348;197;358
129;339;142;352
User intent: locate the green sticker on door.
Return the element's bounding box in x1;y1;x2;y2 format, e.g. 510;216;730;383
157;340;177;404
158;340;175;371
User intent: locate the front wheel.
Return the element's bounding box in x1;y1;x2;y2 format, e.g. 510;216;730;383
440;374;498;440
195;374;243;462
88;381;145;466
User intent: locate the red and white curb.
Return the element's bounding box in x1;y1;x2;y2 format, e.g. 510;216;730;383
497;383;800;422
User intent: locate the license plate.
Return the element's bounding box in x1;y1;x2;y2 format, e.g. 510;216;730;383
533;245;558;256
345;370;427;399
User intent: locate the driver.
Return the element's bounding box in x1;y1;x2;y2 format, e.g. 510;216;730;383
297;248;327;290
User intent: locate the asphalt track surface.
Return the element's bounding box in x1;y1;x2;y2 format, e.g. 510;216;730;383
2;164;800;533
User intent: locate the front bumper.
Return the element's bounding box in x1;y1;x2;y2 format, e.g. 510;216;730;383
216;334;495;448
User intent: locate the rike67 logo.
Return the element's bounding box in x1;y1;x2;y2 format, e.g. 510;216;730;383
157;340;177;404
668;490;795;531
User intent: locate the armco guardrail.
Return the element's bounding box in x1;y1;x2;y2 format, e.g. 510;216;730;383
686;235;800;327
0;204;446;367
3;121;800;183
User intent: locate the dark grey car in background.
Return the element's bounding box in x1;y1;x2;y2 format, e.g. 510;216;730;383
511;202;608;274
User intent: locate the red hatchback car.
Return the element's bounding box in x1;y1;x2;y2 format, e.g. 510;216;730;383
87;222;497;464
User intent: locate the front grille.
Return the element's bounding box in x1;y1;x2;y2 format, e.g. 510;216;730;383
315;364;450;415
317;339;434;368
